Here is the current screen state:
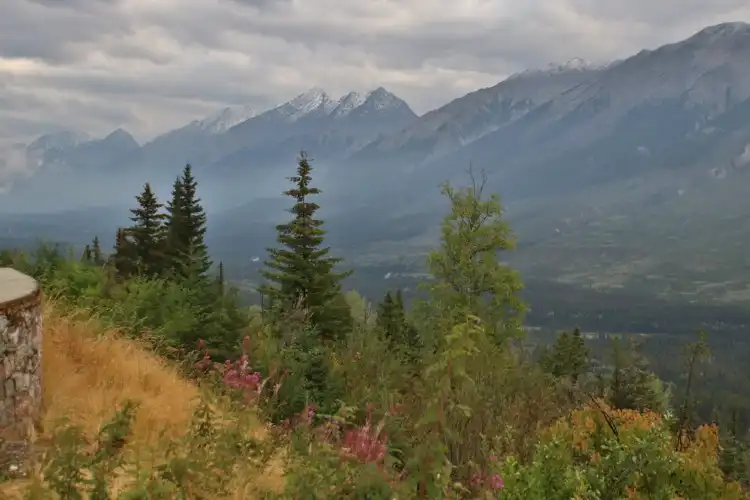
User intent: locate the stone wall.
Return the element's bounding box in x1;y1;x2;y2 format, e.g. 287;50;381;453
0;268;42;475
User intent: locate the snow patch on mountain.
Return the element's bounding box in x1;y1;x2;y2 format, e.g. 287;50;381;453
509;57;607;80
283;87;338;119
198;105;257;134
331;91;367;117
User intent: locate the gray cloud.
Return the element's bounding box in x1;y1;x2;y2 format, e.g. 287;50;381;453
0;0;749;158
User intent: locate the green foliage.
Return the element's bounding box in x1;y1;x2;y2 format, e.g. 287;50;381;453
376;290;421;362
4;166;749;500
539;328;590;384
128;182;167;277
608;337;671;414
260;152;352;342
28;400;277;500
164;165;211;281
419;172;526;347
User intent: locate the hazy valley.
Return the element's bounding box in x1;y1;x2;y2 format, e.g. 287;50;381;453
4;22;750;333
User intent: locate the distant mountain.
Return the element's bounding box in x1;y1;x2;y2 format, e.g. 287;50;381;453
0;86;416;211
333;22;750;209
5;22;750;308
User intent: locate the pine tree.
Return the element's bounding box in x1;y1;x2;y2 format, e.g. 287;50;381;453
376;291;396;338
260;152;352;342
378;289;421;363
164;176;185;276
128;182;166;276
91;235;104;265
81;244;93;264
608;337;670;413
164;165;210;280
111;228;137;279
540;327;590;384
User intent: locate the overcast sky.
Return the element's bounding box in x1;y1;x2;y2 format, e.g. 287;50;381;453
1;0;749;148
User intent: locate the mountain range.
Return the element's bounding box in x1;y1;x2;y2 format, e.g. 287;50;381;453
3;21;750;308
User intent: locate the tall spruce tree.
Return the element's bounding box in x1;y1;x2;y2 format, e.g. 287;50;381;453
128;182;166;276
260;152;352;342
111;227;137;278
81;244;93;264
164;165;210;280
91;236;104;265
608;337;670;413
539;327;590;384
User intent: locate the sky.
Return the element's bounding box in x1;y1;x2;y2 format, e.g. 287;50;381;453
1;0;749;151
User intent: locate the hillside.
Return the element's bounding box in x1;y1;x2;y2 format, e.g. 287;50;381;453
0;303;283;499
1;157;750;497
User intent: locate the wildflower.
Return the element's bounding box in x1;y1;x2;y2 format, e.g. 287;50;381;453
489;474;504;490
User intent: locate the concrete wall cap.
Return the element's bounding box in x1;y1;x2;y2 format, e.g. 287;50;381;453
0;268;39;306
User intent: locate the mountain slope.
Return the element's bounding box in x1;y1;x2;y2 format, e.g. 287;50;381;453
336;22;750;211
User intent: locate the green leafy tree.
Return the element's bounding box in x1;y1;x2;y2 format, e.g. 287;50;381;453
128;182;166;276
260;152;352;342
420;169;526;346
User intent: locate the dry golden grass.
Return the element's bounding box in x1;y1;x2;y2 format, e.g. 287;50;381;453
0;302;285;498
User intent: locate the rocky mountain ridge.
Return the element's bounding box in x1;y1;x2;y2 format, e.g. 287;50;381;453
2;22;750;216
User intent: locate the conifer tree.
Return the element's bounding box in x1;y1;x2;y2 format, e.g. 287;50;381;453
111;227;137;278
378;289;421;361
608;337;670;413
164;165;210;280
540;327;590;384
81;244;92;264
91;236;104;265
128;182;166;276
260;152;352;342
164;176;185;275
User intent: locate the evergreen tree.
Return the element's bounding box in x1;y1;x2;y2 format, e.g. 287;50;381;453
128;182;166;276
164;176;185;275
376;291;396;337
608;337;670;413
260;152;352;342
91;236;104;265
164;165;210;280
111;228;137;279
81;244;92;264
540;327;590;384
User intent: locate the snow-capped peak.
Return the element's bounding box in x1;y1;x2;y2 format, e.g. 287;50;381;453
362;87;404;110
284;87;337;119
273;86;411;121
331;91;367;117
198;105;256;134
508;57;603;80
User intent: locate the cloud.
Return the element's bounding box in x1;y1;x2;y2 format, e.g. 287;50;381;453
0;0;748;154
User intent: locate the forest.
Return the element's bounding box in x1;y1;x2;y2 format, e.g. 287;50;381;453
1;153;750;498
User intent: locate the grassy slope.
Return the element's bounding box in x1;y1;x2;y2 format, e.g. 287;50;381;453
0;303;284;498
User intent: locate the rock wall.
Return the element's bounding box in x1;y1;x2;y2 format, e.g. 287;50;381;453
0;268;42;474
